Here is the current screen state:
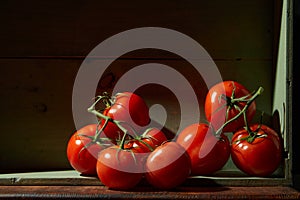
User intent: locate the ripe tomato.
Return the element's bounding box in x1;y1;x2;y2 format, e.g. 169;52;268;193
205;81;256;132
96;146;144;190
66;124;105;176
231;124;283;177
145;142;191;189
102;92;150;134
176;123;230;175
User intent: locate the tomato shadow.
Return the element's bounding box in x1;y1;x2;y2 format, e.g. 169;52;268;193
129;178;230;193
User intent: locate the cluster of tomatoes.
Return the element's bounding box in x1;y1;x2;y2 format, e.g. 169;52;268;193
66;81;283;190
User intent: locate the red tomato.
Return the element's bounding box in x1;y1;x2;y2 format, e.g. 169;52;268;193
231;124;283;177
176;123;230;175
205;81;256;132
96;146;144;190
66;124;105;176
145;142;191;189
102;92;150;134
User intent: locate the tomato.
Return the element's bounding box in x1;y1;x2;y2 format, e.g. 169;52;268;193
102;92;150;135
66;124;105;176
96;146;144;190
176;123;230;175
205;81;256;133
231;124;283;177
145;142;191;189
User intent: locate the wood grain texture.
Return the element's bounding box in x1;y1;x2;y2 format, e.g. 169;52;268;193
0;170;289;187
0;186;299;199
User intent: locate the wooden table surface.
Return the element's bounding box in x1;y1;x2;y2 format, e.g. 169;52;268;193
0;185;299;199
0;170;299;199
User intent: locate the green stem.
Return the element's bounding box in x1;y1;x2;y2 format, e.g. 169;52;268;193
215;86;264;136
116;121;139;138
88;107;110;121
242;105;251;132
93;119;109;142
119;130;128;150
87;98;133;145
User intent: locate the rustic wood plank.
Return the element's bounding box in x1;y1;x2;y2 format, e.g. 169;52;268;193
0;185;299;199
0;170;289;187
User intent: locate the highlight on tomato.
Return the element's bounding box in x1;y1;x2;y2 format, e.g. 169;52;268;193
231;124;283;177
205;81;257;133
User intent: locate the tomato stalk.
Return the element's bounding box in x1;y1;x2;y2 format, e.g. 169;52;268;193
237;113;267;143
97;92;114;109
76;121;112;152
87;94;142;144
88;100;129;135
220;82;254;122
215;86;264;136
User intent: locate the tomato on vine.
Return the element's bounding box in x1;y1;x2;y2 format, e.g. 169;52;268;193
87;92;150;143
231;124;283;177
104;92;150;131
205;81;257;132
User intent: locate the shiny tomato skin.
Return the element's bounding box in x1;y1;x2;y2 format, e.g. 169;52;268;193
103;92;150;134
205;81;256;132
96;146;144;190
176;123;230;175
231;124;283;177
145;142;191;189
66;124;104;176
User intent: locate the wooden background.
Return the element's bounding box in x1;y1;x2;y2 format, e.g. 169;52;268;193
0;0;281;172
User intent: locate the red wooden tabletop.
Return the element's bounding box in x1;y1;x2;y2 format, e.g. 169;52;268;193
0;186;299;199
